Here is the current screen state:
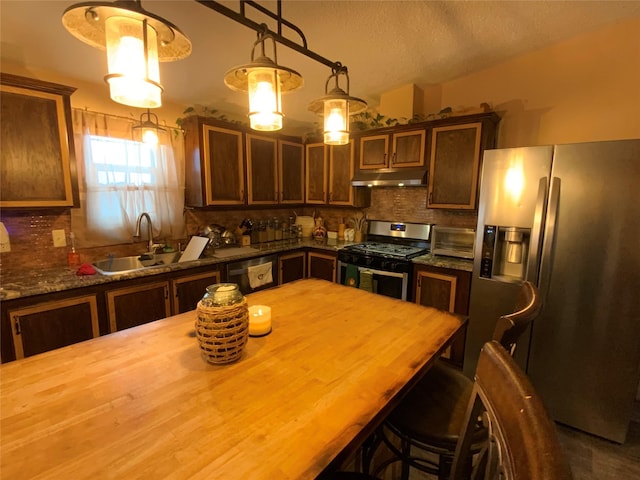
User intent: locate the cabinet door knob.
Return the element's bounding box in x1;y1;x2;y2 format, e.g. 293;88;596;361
14;317;21;335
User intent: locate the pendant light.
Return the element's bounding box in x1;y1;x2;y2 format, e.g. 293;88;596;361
132;109;166;145
309;66;367;145
62;0;191;108
224;31;303;132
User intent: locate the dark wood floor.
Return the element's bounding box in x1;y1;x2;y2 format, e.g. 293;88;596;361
556;402;640;479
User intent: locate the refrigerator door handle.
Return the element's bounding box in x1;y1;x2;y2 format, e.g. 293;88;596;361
526;177;549;284
538;176;560;298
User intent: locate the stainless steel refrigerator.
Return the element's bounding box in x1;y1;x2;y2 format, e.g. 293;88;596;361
464;139;640;443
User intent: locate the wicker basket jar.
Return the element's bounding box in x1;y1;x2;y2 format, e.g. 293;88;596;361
195;283;249;364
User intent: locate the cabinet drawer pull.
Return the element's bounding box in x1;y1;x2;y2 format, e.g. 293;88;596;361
14;317;21;335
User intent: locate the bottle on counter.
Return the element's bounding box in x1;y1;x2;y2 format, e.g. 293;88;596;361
67;232;80;266
266;218;275;242
257;220;268;243
274;218;282;241
313;217;327;241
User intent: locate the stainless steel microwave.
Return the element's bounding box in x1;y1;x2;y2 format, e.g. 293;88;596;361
431;226;475;259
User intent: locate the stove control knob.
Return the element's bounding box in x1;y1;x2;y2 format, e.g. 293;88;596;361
381;260;390;270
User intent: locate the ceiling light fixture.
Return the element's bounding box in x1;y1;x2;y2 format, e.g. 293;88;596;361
62;0;367;138
132;109;166;144
224;30;303;132
62;0;192;108
308;66;367;145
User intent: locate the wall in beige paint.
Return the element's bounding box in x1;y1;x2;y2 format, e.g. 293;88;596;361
430;17;640;147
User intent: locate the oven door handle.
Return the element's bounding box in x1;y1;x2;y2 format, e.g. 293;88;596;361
357;266;407;279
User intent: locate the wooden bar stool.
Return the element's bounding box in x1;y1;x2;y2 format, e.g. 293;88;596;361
371;281;541;479
450;340;572;479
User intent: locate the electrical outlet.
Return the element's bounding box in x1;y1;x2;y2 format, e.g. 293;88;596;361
52;229;67;248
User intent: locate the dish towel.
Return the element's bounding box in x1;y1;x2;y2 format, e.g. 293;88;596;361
345;264;359;287
248;263;273;289
359;270;373;292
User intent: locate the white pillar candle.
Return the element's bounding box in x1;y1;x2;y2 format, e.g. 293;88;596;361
248;305;272;336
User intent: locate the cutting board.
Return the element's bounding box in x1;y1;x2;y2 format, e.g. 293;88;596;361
178;236;209;263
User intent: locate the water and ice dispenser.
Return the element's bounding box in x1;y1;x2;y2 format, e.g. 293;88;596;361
479;225;530;282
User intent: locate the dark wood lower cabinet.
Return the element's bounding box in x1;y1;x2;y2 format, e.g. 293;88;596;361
7;295;99;359
414;265;471;366
171;270;221;314
1;253;338;363
107;281;171;332
279;251;306;284
307;251;337;282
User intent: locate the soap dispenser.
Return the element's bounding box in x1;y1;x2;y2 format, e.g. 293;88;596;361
67;232;80;266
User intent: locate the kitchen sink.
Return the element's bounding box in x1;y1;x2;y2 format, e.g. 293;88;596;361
93;252;181;275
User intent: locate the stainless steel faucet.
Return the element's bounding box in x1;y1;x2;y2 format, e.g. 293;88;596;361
134;212;155;253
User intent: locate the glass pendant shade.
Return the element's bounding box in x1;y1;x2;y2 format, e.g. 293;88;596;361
141;126;159;144
62;1;191;108
309;67;367;146
132;109;165;145
105;16;162;108
224;33;303;132
247;67;283;131
323;98;349;145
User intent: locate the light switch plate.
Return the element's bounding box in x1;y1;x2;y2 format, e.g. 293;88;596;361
52;229;67;247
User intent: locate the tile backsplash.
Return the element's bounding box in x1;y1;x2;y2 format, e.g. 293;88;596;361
0;186;477;278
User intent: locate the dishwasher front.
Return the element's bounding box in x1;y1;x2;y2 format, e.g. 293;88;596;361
225;254;278;294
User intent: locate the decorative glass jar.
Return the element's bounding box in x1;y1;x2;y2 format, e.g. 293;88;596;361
195;283;249;364
313;216;327;241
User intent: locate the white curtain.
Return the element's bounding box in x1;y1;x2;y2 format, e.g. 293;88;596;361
70;109;186;248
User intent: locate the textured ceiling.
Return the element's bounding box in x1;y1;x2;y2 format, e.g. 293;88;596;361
2;0;639;132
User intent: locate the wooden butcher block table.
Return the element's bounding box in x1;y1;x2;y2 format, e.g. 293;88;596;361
1;278;463;479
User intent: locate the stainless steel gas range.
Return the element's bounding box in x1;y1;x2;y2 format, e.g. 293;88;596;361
337;221;431;301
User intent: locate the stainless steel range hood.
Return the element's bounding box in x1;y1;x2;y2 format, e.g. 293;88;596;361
351;168;428;187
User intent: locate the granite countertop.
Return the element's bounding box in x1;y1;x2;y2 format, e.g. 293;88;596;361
0;239;473;301
0;239;340;301
413;253;474;272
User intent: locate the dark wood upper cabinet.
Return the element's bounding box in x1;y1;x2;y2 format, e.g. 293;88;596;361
358;128;426;170
184;117;245;207
428;122;481;209
278;140;304;204
307;141;370;207
427;113;499;209
246;135;304;205
0;73;79;208
329;142;354;205
305;143;328;204
246;134;278;205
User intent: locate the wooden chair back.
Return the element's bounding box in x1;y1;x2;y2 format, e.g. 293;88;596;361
492;281;541;355
450;341;572;480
